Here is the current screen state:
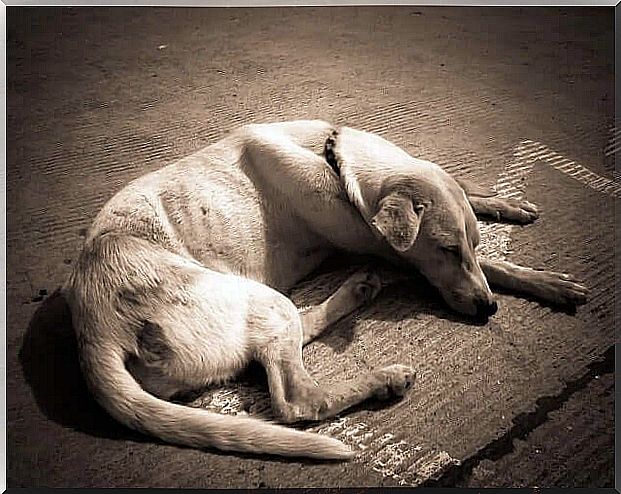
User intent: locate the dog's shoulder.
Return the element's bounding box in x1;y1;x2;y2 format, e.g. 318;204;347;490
236;120;334;144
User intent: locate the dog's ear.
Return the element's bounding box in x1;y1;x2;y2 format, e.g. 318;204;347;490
370;193;424;252
455;178;497;198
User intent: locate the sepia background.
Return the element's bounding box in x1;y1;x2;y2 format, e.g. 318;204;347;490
7;6;616;488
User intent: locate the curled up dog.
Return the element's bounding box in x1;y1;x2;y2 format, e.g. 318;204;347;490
63;120;588;460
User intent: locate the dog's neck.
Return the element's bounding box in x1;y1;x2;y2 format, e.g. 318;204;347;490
323;130;340;177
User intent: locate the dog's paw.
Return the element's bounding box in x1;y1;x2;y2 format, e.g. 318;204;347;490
531;270;589;306
496;198;540;224
342;269;383;306
374;364;416;399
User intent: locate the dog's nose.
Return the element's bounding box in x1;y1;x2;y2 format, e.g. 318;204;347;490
475;299;498;319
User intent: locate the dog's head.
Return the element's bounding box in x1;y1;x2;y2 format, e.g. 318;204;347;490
334;127;497;319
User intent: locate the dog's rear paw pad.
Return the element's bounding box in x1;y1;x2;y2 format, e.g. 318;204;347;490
376;364;416;398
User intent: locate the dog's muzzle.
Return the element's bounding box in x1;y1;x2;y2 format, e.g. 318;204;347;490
324;130;340;177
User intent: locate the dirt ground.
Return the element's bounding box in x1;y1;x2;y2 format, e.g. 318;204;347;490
6;6;616;488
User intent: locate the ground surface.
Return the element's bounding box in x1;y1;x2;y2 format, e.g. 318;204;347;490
7;6;616;488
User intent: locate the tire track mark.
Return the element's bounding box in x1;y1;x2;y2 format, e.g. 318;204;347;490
478;138;620;263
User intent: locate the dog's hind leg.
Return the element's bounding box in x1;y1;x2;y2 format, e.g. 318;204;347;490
270;351;415;425
298;269;382;345
250;291;415;425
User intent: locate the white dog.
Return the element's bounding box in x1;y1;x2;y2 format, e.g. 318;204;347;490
63;120;587;460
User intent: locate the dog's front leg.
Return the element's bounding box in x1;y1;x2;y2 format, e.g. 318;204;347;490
456;178;539;224
479;258;588;307
299;269;382;345
468;196;539;224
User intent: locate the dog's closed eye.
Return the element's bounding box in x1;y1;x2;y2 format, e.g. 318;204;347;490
441;245;462;259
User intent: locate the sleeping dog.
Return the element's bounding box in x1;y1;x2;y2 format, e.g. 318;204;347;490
63;120;587;460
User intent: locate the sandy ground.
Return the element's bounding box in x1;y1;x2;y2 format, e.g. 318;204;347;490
7;6;616;488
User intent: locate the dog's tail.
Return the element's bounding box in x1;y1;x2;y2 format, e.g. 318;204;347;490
80;341;354;461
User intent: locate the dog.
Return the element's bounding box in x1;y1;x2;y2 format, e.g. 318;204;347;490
62;120;588;460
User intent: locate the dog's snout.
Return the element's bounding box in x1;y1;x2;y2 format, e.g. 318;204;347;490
475;299;498;319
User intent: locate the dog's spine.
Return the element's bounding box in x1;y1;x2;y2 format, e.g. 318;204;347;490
78;338;354;460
